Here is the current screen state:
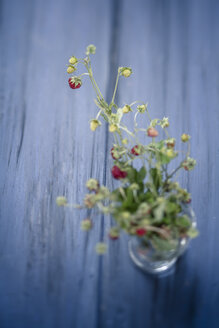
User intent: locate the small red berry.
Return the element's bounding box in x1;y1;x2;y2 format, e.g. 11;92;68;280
131;145;140;156
68;78;82;89
136;228;147;236
147;127;159;137
186;198;192;204
111;165;127;179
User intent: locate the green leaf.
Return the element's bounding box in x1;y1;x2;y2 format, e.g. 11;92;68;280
166;201;181;215
159;153;171;165
149;168;162;190
139;192;151;202
163;216;171;224
176;215;191;228
126;167;138;183
156;140;165;149
126;188;134;203
119;188;138;213
137;166;147;182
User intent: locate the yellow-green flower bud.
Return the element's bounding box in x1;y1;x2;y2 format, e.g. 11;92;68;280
120;67;132;77
90;119;101;131
86;178;99;191
122;138;128;145
95;242;107;254
67;66;76;74
122;105;132;114
81;218;92;231
86;44;96;55
69;56;78;65
130;183;139;191
56;196;67;206
166;149;176;158
109;124;117;132
181;133;190;142
120;211;131;220
137;104;147;113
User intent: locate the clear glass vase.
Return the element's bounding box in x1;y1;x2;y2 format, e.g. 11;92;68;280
128;205;196;274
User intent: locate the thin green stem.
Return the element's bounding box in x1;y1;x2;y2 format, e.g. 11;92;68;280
113;132;120;145
111;71;120;107
117;130;123;145
134;111;139;130
96;109;102;120
92;73;104;99
164;127;170;138
166;141;191;180
118;125;135;137
84;62;104;99
146;108;152;122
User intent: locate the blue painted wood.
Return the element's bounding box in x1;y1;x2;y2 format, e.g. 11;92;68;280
0;0;219;327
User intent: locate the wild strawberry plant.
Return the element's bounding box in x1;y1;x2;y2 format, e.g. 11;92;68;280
57;45;198;254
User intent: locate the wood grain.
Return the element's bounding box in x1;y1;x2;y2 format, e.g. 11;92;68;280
0;0;219;327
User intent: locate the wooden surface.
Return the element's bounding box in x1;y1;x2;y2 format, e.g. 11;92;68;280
1;0;219;327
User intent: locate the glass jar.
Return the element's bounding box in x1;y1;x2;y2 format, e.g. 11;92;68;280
128;205;197;274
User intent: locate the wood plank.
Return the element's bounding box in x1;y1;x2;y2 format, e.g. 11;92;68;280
100;0;219;327
0;0;112;327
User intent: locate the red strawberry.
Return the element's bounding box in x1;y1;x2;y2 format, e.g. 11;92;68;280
131;145;140;156
136;228;147;236
147;127;159;137
68;78;82;89
111;165;127;179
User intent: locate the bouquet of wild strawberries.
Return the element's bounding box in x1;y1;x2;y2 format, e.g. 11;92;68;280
57;45;198;254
